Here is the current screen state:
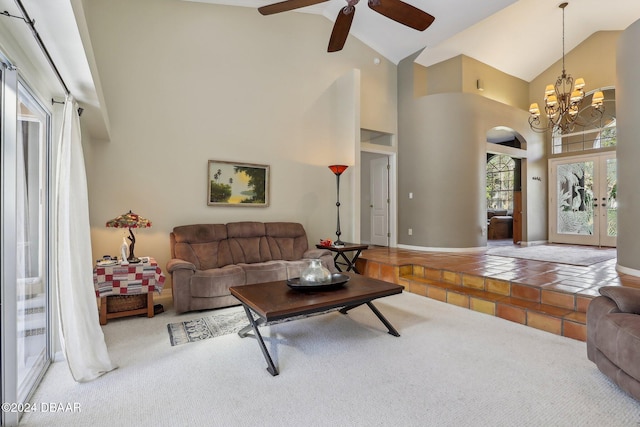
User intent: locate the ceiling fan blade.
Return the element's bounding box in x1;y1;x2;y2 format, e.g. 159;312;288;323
368;0;435;31
258;0;329;16
328;7;356;52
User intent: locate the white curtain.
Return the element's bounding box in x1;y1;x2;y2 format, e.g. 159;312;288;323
55;96;117;381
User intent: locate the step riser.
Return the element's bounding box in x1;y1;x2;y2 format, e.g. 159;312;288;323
357;259;587;342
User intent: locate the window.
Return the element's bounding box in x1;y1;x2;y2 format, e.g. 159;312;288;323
486;154;515;210
552;88;616;154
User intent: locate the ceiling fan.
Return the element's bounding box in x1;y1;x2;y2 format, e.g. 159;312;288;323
258;0;435;52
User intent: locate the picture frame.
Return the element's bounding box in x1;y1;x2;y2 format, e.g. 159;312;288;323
207;160;270;207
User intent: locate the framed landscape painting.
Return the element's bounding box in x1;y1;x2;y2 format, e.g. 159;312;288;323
207;160;270;207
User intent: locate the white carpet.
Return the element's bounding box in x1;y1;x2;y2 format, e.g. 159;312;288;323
20;293;639;427
487;244;617;266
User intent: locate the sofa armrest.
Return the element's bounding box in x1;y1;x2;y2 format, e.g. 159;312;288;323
166;258;196;273
599;286;640;314
302;248;332;259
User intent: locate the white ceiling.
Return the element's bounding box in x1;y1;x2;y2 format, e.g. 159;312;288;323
189;0;640;81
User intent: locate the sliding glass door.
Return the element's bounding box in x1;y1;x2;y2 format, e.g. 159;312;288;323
1;59;52;427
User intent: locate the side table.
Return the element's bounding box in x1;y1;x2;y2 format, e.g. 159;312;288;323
93;257;166;325
316;243;369;274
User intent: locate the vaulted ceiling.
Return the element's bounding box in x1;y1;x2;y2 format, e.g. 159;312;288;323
192;0;640;81
1;0;639;139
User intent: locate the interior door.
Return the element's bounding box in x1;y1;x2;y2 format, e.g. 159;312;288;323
370;156;389;246
549;153;616;246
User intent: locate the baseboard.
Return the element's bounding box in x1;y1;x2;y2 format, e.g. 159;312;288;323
519;240;548;247
397;244;486;253
616;263;640;278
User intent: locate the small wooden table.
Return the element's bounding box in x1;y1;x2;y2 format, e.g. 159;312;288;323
230;273;403;376
316;243;369;274
93;257;165;325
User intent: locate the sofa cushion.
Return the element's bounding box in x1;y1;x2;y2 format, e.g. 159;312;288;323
172;224;233;269
595;313;640;381
227;221;266;238
265;222;308;261
239;261;287;285
189;265;245;298
600;286;640;314
226;222;274;264
228;237;272;264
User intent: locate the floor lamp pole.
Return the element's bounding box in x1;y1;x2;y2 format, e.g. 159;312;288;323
329;165;348;246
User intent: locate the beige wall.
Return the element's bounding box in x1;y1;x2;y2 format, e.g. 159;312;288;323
616;19;640;273
422;54;529;110
81;0;397;284
396;30;622;250
461;55;529;110
397;53;544;250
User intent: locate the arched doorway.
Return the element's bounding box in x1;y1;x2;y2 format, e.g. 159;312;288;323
486;127;525;244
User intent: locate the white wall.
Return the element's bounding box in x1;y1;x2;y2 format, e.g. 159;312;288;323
81;0;397;283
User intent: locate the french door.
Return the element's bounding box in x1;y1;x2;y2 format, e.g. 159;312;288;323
1;59;52;427
549;152;617;247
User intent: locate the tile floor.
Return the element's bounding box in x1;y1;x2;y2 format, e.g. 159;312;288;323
356;242;638;341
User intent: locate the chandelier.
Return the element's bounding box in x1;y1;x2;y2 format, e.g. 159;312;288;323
528;2;604;134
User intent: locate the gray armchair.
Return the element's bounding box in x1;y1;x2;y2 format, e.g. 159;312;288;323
587;286;640;401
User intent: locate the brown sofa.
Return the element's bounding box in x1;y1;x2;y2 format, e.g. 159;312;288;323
167;221;337;313
587;286;640;401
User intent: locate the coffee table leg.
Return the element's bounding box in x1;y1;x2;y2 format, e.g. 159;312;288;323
340;301;400;337
239;305;279;376
366;301;400;337
238;317;265;338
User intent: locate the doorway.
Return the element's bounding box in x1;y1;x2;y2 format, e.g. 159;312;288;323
486;127;526;245
360;150;395;247
549;152;617;247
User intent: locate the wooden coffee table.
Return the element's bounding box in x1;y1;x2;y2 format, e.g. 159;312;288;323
230;273;403;376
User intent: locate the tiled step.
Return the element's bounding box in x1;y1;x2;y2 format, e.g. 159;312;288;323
358;259;588;341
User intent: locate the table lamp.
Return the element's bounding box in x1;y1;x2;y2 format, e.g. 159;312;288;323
106;210;152;263
328;165;348;246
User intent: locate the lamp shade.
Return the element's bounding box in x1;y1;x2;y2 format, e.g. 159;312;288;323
529;103;540;116
328;165;348;175
106;210;151;229
592;91;605;106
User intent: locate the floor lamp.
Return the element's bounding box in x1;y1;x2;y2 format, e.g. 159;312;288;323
328;165;348;246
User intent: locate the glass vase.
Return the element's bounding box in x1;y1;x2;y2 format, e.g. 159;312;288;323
300;259;332;284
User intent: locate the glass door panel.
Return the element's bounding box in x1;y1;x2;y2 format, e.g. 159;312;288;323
15;81;50;404
556;160;595;237
600;155;617;247
549;153;616;247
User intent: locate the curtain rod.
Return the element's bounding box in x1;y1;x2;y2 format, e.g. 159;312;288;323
2;0;70;95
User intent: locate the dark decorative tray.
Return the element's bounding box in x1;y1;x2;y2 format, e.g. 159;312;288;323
287;273;350;291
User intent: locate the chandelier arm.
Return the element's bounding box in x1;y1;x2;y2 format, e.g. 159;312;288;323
529;2;605;135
